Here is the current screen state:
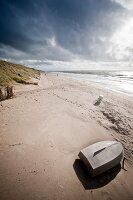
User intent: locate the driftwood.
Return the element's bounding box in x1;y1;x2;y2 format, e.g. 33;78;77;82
0;86;14;101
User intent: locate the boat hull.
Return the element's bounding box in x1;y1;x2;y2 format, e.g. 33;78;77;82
78;141;124;177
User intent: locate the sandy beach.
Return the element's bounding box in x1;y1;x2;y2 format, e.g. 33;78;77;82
0;73;133;200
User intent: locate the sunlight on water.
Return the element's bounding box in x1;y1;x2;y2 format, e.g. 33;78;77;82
57;70;133;97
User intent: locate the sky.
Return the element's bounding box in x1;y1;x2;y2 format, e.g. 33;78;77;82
0;0;133;70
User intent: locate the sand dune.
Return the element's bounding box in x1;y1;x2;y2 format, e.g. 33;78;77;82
0;73;133;200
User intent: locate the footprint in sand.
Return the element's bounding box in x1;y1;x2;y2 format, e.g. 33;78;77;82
49;141;54;148
30;170;38;175
101;191;112;200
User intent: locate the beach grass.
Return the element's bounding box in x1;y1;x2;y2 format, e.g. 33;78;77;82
0;60;40;86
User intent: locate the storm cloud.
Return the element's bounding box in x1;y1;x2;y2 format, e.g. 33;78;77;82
0;0;133;69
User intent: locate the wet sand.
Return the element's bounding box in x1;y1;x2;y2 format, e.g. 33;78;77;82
0;73;133;200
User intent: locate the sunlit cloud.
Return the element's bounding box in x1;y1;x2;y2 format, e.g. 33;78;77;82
46;37;57;47
108;17;133;60
112;0;133;10
16;59;132;71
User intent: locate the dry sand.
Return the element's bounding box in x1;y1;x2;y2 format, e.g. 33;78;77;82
0;73;133;200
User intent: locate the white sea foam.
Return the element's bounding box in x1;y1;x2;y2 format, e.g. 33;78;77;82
54;70;133;97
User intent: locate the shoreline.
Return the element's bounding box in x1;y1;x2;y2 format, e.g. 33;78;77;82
53;71;133;98
0;72;133;200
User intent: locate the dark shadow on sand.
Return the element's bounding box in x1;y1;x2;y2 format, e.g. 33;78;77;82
73;159;121;190
93;100;102;106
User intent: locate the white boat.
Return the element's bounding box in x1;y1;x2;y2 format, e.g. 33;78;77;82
78;141;124;177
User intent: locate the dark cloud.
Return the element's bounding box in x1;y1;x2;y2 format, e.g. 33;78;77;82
0;0;131;66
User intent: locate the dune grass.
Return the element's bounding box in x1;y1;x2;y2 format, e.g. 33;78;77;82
0;60;40;86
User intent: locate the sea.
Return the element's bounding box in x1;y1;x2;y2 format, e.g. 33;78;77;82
52;70;133;97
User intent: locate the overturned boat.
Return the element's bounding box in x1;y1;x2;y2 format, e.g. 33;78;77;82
78;141;124;177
